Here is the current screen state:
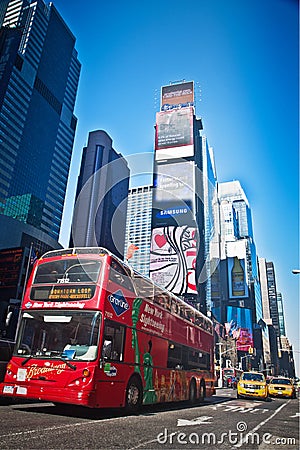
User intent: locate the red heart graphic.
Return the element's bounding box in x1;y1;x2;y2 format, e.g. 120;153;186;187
155;234;167;248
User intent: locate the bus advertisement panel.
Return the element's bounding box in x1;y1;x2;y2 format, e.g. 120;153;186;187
0;248;214;410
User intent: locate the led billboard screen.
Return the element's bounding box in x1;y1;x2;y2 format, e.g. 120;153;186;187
227;257;248;298
155;107;194;160
226;306;254;352
149;226;198;295
153;161;195;204
161;81;194;111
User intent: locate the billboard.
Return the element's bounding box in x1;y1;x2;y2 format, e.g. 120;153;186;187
161;81;194;111
226;306;254;352
155;107;194;160
227;257;248;298
149;226;198;295
153;161;195;224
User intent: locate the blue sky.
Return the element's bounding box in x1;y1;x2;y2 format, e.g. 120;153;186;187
54;0;299;374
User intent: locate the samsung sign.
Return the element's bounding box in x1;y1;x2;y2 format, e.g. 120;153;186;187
157;207;190;218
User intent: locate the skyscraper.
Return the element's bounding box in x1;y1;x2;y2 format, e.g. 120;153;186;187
71;130;130;260
216;180;267;369
124;185;152;275
0;0;81;254
277;292;286;337
258;257;280;374
150;81;209;312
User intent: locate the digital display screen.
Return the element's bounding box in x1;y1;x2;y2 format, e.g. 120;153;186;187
30;285;96;301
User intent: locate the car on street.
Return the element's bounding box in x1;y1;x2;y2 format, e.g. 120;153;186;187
237;371;268;400
268;377;296;399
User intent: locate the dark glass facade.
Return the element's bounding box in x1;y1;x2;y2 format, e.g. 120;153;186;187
0;0;81;248
71;130;130;260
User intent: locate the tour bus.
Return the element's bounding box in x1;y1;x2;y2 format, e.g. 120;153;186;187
0;247;215;410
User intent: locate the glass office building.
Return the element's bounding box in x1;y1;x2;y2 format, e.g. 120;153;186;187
125;185;152;276
0;0;81;252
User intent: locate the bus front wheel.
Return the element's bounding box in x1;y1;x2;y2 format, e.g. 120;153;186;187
125;376;142;413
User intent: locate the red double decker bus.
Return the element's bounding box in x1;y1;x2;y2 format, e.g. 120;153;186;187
0;248;215;410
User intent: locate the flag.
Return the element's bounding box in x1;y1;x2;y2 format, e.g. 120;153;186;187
126;244;139;260
30;247;38;265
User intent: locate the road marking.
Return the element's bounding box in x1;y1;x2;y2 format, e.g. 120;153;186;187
290;412;300;418
209;402;269;415
233;400;290;448
177;416;213;426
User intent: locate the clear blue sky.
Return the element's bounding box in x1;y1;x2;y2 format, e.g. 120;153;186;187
54;0;299;374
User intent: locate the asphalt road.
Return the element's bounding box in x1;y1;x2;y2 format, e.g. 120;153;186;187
0;388;298;449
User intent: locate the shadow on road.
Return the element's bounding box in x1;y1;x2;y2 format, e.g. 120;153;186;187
8;392;234;420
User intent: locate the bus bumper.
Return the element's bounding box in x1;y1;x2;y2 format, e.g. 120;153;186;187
0;382;97;408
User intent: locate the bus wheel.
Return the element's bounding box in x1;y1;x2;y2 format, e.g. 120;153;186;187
189;379;196;404
199;381;206;403
125;376;142;413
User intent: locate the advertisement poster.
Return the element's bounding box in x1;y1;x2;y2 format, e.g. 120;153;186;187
155;107;194;160
149;226;198;295
227;256;248;298
161;81;194;111
153;161;195;204
226;306;254;352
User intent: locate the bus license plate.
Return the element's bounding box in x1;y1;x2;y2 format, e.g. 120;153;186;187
3;385;14;394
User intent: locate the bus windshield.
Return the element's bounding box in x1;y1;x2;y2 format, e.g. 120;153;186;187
33;259;101;284
14;311;101;362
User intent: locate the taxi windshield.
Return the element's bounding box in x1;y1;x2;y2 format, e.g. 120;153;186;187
271;378;291;385
242;373;265;382
14;311;101;361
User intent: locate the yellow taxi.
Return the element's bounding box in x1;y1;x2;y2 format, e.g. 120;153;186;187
268;377;296;399
237;371;268;400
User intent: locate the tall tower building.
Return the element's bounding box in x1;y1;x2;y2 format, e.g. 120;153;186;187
149;81;211;313
216;180;266;369
258;257;280;374
277;292;286;337
124;185;152;276
266;261;280;337
0;0;81;254
71;130;130;260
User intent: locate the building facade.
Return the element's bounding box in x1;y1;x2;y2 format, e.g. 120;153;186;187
150;81;210;313
71;130;130;260
0;0;81;253
258;257;280;375
213;180;267;371
124;185;152;276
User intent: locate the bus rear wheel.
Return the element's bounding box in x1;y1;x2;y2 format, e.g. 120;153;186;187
199;381;206;403
125;376;142;413
189;379;196;404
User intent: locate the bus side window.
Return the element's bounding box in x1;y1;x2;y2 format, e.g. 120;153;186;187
101;320;126;362
109;259;135;292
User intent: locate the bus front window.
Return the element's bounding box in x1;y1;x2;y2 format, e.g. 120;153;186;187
15;311;101;361
33;259;101;284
